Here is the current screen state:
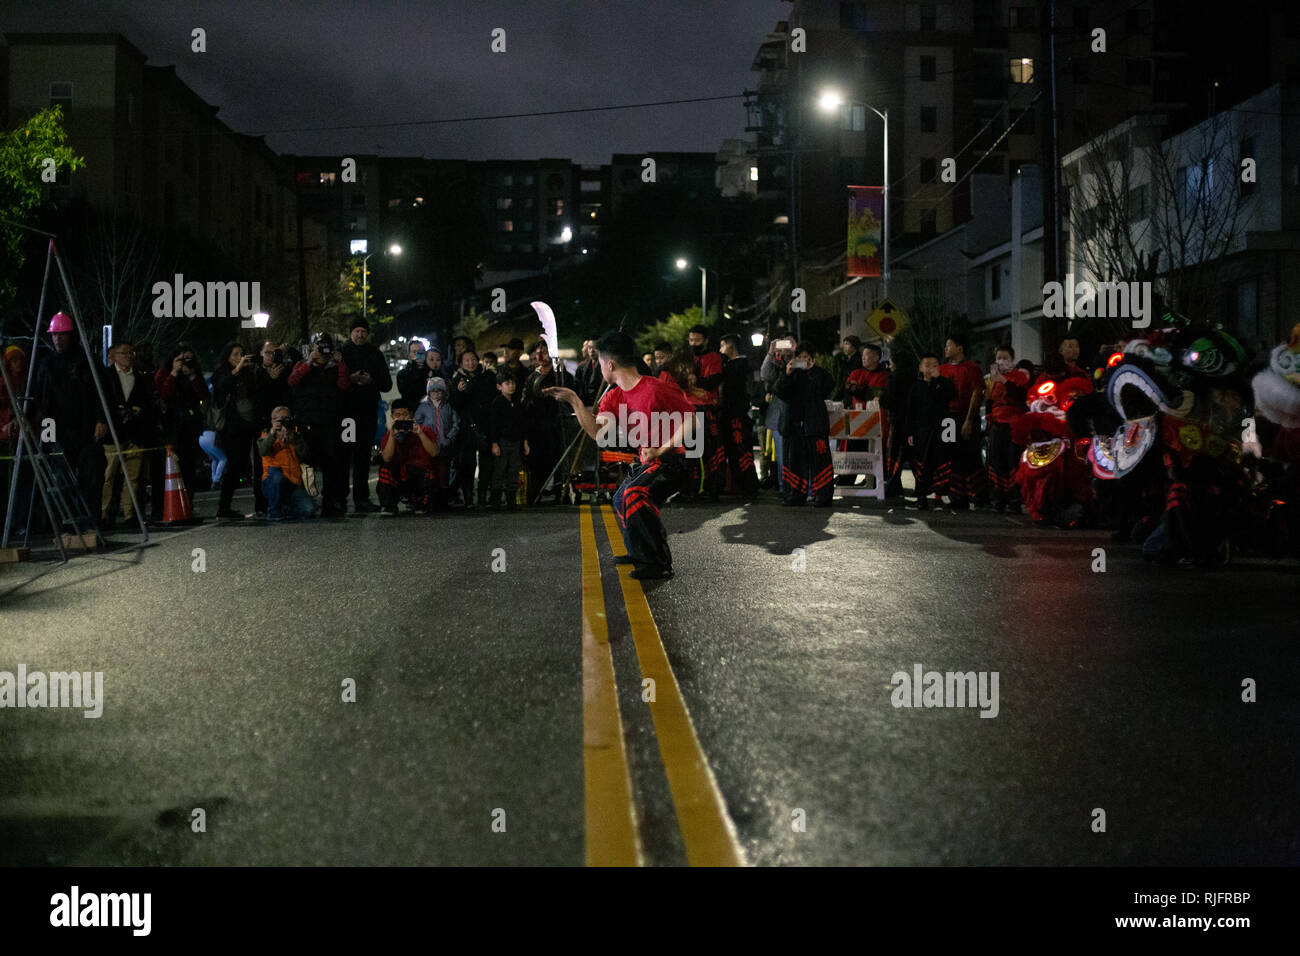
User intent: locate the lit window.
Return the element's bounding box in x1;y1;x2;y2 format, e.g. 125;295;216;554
320;172;336;185
1010;58;1034;83
497;197;513;209
50;81;73;110
750;166;759;181
500;221;514;232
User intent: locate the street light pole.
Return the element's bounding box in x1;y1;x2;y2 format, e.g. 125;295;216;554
700;265;707;323
361;253;373;321
819;90;890;302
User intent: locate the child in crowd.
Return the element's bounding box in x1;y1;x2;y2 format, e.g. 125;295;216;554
487;369;529;510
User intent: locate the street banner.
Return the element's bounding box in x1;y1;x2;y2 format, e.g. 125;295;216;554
847;186;883;277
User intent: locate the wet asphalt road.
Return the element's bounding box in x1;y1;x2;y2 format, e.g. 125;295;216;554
1;485;1297;866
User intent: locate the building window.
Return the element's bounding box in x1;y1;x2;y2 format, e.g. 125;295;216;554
990;263;1002;300
552;199;565;215
521;174;534;186
1127;182;1150;218
920;208;937;237
496;197;513;209
1177;161;1212;212
921;157;937;183
920;106;937;132
920;3;936;31
920;55;936;82
500;221;514;232
1240;137;1257;196
840;2;867;29
50;81;73;110
522;220;534;231
1009;57;1034;83
841;103;866;131
1125;58;1152;86
319;172;336;185
581;180;602;191
388;198;403;209
501;174;513;186
1008;6;1036;30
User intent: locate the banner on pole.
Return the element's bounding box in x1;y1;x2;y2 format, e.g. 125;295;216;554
847;186;883;278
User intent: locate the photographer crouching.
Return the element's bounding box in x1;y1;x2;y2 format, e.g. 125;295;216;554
257;406;316;520
377;400;439;515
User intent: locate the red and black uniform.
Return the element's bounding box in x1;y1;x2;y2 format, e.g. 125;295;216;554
985;367;1029;508
845;365;891;482
599;376;696;572
773;362;835;505
377;422;437;510
905;375;957;503
720;354;759;497
938;358;986;506
692;349;726;498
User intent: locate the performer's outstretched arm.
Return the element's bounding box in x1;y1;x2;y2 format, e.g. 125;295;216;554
543;386;602;439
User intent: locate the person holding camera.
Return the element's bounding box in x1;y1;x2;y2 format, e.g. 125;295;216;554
257;406;315;521
377;399;439;514
340;318;392;513
96;343;159;529
449;348;497;508
773;342;835;507
251;340;293;517
396;340;429;409
210;341;267;520
155;342;210;498
289;332;352;517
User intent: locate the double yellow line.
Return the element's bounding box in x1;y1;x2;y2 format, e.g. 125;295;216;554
580;504;745;867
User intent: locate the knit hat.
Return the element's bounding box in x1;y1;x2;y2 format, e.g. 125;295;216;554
350;317;369;332
505;337;525;351
427;377;447;393
4;345;26;365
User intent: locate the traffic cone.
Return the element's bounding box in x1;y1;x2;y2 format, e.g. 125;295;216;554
162;445;198;525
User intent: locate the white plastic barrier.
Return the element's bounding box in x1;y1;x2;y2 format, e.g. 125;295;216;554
827;399;885;500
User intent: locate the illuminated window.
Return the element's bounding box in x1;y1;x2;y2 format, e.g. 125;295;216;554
500;221;514;232
750;166;759;181
496;197;513;209
319;172;336;185
1010;58;1035;83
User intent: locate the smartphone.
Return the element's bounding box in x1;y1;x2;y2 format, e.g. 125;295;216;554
774;338;796;351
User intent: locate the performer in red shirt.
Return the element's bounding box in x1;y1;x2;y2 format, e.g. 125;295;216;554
938;333;986;509
688;324;726;500
546;331;697;580
985;344;1029;512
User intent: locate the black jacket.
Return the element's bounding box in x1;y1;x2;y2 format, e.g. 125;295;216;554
290;359;350;426
340;341;393;408
34;347;97;448
211;363;265;430
488;393;525;444
720;355;752;418
449;366;497;432
773;363;833;438
100;365;159;448
905;376;957;442
396;361;429;410
255;365;293;428
574;361;602;406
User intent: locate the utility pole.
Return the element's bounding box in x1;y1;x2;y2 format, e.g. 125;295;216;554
1040;0;1064;357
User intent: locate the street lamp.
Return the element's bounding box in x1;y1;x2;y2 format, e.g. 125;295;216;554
675;257;708;322
361;243;403;320
818;87;889;298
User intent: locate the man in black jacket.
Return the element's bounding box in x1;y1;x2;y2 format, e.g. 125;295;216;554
340;318;393;513
773;343;835;507
289;333;352;517
97;343;159;528
33;312;103;507
718;334;759;498
396;340;430;409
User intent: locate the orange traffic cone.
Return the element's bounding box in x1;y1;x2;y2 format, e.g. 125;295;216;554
162;445;198;524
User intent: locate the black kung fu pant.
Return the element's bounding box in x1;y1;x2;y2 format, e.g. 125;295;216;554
985;421;1023;506
781;433;834;504
612;451;687;570
723;411;759;496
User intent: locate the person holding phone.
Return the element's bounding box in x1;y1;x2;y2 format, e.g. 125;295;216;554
210;341;267;520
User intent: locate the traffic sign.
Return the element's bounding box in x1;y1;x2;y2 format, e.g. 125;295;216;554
867;299;909;339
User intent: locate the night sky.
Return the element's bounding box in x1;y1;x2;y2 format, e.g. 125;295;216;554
4;0;791;163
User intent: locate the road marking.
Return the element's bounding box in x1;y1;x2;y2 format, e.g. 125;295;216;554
598;505;746;867
580;505;642;866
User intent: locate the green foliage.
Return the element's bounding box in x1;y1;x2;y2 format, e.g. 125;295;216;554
454;306;491;345
0;106;85;306
635;304;719;356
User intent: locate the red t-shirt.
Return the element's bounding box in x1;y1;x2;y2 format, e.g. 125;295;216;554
988;369;1029;424
692;352;722;405
846;368;890;407
940;359;984;416
598;375;697;454
381;423;437;470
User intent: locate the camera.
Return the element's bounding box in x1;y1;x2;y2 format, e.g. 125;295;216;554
393;419;414;432
276;417;296;432
272;348;285;366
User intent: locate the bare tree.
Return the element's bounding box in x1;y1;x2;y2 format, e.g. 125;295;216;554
1065;110;1256;337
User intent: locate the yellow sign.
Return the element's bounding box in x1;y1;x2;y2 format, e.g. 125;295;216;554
867;299;909;340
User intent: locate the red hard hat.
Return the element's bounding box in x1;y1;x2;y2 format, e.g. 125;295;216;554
47;311;74;334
